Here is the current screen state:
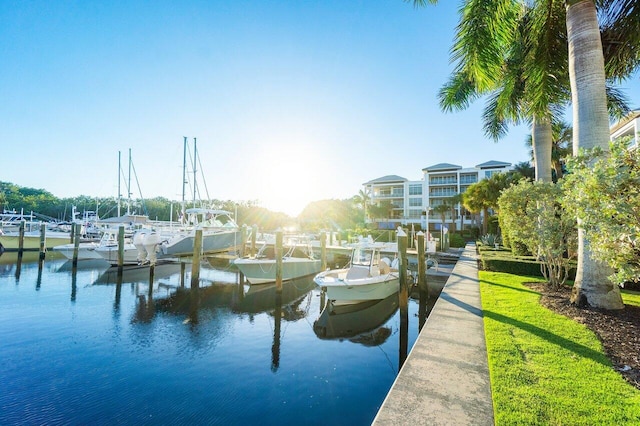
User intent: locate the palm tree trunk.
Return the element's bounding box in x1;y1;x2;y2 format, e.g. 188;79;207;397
566;0;623;309
532;115;553;183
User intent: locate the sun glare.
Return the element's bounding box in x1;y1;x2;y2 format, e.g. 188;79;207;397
251;143;322;216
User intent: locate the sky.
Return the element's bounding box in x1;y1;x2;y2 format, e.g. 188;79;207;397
2;1;640;217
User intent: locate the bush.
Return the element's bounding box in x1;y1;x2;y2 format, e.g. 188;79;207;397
510;240;531;256
480;254;576;280
449;233;465;248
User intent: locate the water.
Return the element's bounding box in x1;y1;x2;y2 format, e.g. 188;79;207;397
0;254;429;425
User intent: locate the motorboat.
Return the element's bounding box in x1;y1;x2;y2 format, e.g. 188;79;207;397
51;240;103;260
94;227;175;266
233;236;322;285
160;208;242;257
313;243;399;304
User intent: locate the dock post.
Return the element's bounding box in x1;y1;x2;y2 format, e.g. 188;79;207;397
240;224;247;257
39;222;46;261
17;220;25;261
72;224;81;267
117;224;125;272
191;229;202;290
180;261;186;288
250;225;257;257
397;228;409;369
148;264;155;298
69;223;75;244
320;232;327;271
275;230;283;292
189;229;203;323
416;232;426;295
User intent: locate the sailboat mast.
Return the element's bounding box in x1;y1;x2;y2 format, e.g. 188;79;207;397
117;150;121;217
182;136;187;222
127;148;132;215
193;137;197;208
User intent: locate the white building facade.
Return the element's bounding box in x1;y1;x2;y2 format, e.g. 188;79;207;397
610;110;640;147
363;160;512;232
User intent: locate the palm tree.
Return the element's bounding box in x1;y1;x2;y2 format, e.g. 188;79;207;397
510;161;535;181
436;1;570;184
564;1;640;309
462;172;511;235
525;122;572;181
353;188;371;221
409;0;639;309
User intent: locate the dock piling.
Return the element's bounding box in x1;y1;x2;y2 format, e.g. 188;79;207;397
17;220;25;261
250;225;257;258
72;224;81;267
275;230;283;292
39;223;46;261
117;225;125;271
320;231;327;271
397;228;409;369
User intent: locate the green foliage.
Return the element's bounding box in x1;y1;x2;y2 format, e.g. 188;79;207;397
480;233;500;246
563;139;640;284
480;271;640;425
499;180;577;288
449;232;465;248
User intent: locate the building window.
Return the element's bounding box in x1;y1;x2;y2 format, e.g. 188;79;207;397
409;197;422;207
409;184;422;195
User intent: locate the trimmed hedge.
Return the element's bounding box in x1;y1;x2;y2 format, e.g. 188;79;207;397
479;249;576;280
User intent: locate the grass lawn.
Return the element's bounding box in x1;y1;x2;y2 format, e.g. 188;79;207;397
622;289;640;307
479;271;640;425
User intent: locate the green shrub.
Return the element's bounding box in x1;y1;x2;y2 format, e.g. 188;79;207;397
510;240;530;256
449;233;465;248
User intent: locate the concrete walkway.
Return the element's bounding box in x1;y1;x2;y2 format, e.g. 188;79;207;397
373;243;494;425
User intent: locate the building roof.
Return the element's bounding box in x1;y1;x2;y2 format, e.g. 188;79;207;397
610;110;640;135
363;175;408;185
475;160;511;169
421;163;461;172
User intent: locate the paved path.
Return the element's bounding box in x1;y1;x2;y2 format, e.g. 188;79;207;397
373;243;494;425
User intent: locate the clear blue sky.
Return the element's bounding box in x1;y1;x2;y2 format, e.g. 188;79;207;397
2;1;640;216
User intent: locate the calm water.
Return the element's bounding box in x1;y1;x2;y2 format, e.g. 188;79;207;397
0;253;428;425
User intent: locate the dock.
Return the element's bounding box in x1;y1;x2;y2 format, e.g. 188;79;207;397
373;243;494;425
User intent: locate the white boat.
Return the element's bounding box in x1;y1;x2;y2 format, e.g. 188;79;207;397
51;241;103;260
234;237;322;285
313;243;399;304
160;208;242;257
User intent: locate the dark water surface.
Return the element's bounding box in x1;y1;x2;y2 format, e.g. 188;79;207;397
0;254;425;425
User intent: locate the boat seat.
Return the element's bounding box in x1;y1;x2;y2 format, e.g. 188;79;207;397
346;265;370;280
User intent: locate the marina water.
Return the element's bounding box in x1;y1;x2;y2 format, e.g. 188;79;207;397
0;254;428;425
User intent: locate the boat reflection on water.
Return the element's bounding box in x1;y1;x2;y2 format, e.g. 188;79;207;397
313;293;399;346
92;261;183;285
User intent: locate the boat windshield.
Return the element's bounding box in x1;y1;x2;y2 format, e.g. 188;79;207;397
352;248;373;266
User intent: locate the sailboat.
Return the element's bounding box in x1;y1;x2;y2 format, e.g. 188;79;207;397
158;137;242;257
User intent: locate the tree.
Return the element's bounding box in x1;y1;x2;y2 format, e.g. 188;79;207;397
409;0;639;309
563;139;640;287
510;161;535;181
353;189;371;223
437;1;569;184
462;172;511;235
499;180;577;288
525;122;572;181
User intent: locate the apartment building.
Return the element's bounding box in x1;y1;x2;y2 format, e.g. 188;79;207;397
363;161;512;232
610;110;640;147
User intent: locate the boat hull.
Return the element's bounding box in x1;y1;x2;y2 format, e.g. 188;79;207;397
0;233;72;250
162;230;242;256
315;272;400;303
234;257;323;285
51;242;103;260
94;244;143;266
